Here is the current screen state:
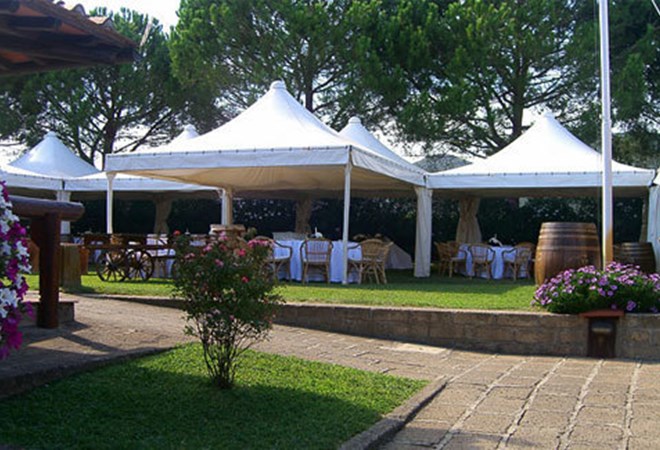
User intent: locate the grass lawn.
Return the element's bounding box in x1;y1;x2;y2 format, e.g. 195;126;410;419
0;344;425;449
24;270;538;311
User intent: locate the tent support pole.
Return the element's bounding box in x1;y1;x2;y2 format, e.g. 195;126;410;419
55;190;72;238
106;173;115;234
342;160;352;285
599;0;613;266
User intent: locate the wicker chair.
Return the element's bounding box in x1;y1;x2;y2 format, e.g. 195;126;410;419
503;245;534;281
435;242;449;276
469;243;495;279
447;241;468;277
300;238;333;283
255;236;292;281
517;241;536;275
349;239;393;284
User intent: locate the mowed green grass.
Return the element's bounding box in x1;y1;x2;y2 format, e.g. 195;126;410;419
0;345;425;450
25;270;537;311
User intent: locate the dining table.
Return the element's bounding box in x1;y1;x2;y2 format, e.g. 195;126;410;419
275;239;361;283
459;244;529;279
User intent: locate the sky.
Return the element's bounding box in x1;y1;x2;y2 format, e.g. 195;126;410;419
71;0;181;30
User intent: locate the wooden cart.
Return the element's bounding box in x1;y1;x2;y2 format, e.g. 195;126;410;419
84;234;175;282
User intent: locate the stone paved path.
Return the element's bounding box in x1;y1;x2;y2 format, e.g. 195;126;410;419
4;294;659;449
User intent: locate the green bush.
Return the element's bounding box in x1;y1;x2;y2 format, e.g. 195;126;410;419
172;233;283;388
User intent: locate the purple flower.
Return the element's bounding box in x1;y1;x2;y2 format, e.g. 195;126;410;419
626;300;637;312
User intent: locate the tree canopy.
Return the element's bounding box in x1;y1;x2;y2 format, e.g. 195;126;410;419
0;8;216;168
1;0;657;167
171;0;381;128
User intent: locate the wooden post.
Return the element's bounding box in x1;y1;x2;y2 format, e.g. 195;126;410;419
10;195;84;329
31;213;61;328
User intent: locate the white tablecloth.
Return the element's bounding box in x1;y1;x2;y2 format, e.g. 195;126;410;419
277;240;361;283
459;244;528;279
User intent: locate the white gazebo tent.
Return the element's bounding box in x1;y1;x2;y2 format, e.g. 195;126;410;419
106;81;431;280
63;124;220;234
0;164;64;194
428;113;655;255
3;131;100;234
644;176;660;271
338;116;421;270
2;127;218;235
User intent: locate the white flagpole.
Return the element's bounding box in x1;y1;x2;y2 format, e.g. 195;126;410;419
599;0;613;266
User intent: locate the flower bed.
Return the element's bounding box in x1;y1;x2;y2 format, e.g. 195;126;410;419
533;262;660;314
0;182;31;359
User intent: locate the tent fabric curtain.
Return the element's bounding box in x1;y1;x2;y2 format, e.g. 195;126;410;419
646;186;660;272
640;195;649;242
221;188;233;225
456;197;482;243
153;198;173;235
295;198;313;234
414;187;432;277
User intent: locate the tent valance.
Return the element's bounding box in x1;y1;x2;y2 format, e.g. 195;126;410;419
428;113;655;197
106;82;426;195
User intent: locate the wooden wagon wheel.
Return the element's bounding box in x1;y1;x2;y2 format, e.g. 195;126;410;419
126;250;154;281
96;249;128;282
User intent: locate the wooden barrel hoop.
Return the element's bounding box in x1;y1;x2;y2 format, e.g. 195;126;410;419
616;242;656;274
535;222;601;285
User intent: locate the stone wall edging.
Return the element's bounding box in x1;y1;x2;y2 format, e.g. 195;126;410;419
274;303;660;359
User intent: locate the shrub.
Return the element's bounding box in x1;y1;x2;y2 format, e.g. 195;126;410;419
0;181;31;359
533;262;660;314
172;233;282;388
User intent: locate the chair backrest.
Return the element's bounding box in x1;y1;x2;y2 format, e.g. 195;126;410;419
434;242;452;261
301;238;333;263
517;241;536;253
360;239;388;262
447;241;462;256
514;245;533;264
469;243;494;263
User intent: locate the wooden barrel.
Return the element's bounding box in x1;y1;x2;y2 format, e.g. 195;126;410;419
60;243;81;289
535;222;601;285
616;242;656;274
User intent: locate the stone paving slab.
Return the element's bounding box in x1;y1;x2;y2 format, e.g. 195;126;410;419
3;294;660;449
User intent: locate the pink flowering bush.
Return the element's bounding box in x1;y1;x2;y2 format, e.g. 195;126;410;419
533;262;660;314
172;233;282;388
0;181;31;359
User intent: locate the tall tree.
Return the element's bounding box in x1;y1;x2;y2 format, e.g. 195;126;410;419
171;0;377;128
0;8;216;168
568;0;660;166
351;0;584;157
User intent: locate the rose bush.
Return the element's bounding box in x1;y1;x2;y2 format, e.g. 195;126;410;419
533;262;660;314
172;232;282;388
0;181;31;359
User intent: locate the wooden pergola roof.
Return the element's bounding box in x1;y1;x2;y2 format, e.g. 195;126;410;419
0;0;138;76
